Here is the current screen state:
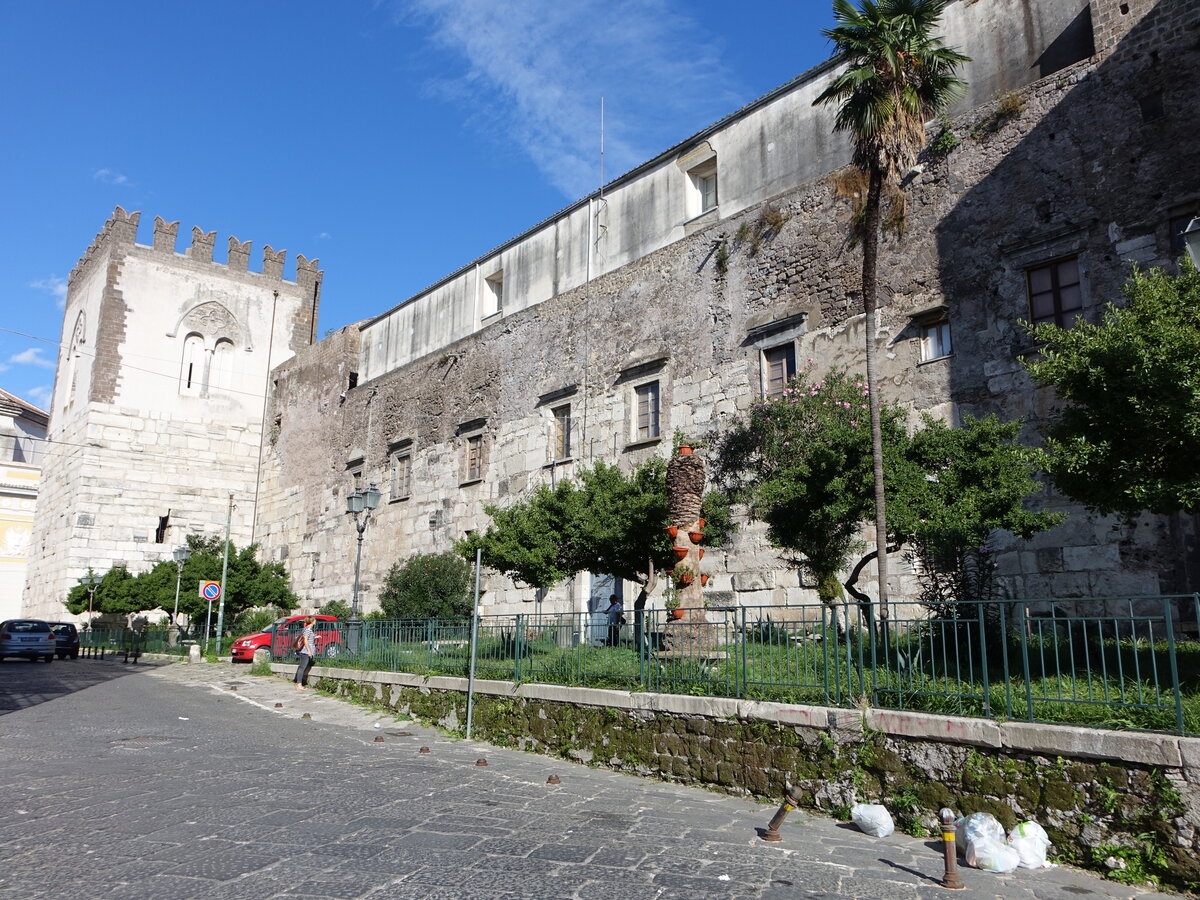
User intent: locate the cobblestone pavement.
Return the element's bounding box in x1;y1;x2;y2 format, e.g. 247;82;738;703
0;657;1176;899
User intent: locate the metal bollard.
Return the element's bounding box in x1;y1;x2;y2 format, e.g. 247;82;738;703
939;808;965;889
760;785;804;842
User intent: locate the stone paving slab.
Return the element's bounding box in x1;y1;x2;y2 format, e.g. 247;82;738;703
0;658;1180;899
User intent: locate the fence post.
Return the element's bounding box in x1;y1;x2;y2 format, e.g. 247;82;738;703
514;613;525;683
1017;602;1034;721
1164;596;1185;736
977;600;990;717
739;605;747;699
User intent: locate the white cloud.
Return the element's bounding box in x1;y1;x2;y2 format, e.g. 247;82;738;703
26;385;52;406
393;0;740;199
29;274;68;309
93;167;130;185
9;348;56;370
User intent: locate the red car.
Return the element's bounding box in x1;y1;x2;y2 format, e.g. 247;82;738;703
229;615;342;662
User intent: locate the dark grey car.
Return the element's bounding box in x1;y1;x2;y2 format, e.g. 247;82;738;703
48;622;81;659
0;619;56;662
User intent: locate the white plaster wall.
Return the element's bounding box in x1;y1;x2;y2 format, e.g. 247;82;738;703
114;250;301;417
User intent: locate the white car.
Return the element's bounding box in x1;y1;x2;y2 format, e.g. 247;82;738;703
0;619;57;662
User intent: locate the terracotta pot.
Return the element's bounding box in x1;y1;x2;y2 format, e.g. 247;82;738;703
672;546;689;561
670;608;684;620
696;518;706;528
666;525;679;539
688;530;704;544
700;574;709;587
678;445;693;455
677;573;694;586
698;548;705;560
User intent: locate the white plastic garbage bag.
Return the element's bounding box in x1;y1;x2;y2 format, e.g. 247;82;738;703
1007;821;1054;869
965;836;1021;873
955;812;1004;855
850;803;895;837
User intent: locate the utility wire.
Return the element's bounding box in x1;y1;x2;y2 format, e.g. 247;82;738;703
0;325;273;403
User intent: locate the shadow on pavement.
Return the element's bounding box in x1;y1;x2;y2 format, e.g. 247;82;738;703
0;657;167;716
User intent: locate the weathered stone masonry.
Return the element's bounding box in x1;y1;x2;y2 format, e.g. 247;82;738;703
261;0;1200;615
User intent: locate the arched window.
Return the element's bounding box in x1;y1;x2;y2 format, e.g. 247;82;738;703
210;339;234;394
63;312;86;411
180;334;204;395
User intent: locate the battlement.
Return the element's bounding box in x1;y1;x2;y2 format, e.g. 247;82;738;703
68;206;322;294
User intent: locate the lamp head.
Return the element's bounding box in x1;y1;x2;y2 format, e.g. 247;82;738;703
1181;217;1200;268
363;482;382;511
173;546;191;564
346;489;365;515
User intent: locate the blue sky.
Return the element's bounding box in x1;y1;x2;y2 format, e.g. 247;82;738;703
0;1;837;410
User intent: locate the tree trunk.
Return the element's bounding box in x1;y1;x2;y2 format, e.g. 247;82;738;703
861;166;890;621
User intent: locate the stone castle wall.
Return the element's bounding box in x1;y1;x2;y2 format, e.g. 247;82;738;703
260;0;1200;618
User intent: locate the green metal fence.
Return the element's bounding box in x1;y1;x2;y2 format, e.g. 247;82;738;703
286;594;1199;736
80;626;195;658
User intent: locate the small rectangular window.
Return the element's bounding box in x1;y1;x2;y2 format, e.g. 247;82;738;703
482;270;504;318
763;344;797;399
552;404;572;460
689;160;718;216
1027;256;1083;327
390;452;412;500
464;434;484;483
919;320;953;362
635;381;661;441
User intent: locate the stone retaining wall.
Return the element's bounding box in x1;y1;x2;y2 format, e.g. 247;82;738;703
280;663;1200;892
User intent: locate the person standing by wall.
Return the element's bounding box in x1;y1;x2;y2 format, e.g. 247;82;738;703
294;615;316;691
605;595;624;647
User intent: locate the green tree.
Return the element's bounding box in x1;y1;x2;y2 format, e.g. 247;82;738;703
456;460;733;593
64;566;143;619
318;599;353;620
65;535;298;636
714;370;1061;617
814;0;969;613
713;369;913;606
378;552;474;619
1023;262;1200;516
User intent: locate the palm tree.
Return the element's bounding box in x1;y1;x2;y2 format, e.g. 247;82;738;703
814;0;968;620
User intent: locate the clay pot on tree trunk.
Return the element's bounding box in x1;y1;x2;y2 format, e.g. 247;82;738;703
696;518;706;528
666;525;679;539
672;546;689;561
700;574;709;587
670;608;684;620
678;445;693;455
677;573;694;586
688;530;704;544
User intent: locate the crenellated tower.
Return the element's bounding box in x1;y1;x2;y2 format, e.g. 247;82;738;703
22;207;322;619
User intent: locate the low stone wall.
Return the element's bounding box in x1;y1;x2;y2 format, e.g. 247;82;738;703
282;663;1200;893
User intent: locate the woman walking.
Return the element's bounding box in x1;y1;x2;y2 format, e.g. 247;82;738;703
294;616;316;691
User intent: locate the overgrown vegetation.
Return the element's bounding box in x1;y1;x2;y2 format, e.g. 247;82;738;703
378;552;474;620
1023;262;1200;516
64;535;298;636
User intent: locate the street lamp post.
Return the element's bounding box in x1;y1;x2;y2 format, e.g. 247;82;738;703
79;574;99;630
346;482;382;619
171;545;191;629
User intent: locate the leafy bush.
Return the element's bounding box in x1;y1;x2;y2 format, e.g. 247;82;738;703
379;552;474;620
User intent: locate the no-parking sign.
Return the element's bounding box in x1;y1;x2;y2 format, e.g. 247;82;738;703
199;580;222;601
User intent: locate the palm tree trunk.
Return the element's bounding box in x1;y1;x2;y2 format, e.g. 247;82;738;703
861;166;890;622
